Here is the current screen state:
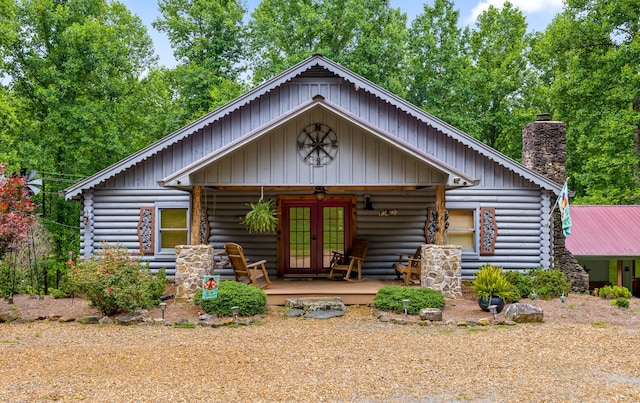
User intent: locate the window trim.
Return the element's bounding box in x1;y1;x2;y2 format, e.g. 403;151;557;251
155;203;190;255
446;204;480;260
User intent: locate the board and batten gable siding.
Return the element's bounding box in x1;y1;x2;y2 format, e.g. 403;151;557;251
93;75;535;191
190;116;449;187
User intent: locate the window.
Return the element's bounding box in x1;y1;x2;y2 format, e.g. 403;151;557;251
158;208;189;253
447;209;475;251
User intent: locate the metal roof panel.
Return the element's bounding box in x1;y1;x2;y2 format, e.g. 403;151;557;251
565;205;640;257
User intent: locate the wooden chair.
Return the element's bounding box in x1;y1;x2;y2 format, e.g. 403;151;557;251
328;239;369;282
393;246;422;286
212;250;229;271
223;243;271;288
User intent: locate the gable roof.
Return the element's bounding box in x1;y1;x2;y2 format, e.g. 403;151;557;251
158;95;476;188
64;54;562;199
565;205;640;257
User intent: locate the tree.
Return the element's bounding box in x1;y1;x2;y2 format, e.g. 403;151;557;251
406;0;470;128
5;0;165;284
461;2;534;158
406;1;536;159
0;165;36;259
531;0;640;203
0;0;19;164
8;0;159;175
0;164;38;301
153;0;247;120
247;0;408;95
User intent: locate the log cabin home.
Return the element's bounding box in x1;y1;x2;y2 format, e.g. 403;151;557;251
64;55;564;281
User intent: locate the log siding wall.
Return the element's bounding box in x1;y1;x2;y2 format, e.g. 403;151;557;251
82;187;552;279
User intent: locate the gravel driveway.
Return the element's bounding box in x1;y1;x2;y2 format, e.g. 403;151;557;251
1;297;639;402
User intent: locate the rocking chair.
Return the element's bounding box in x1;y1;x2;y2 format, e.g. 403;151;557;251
224;242;271;288
393;246;422;286
328;239;369;282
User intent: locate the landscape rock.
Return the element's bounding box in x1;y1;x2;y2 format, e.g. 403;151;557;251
198;313;212;321
115;314;145;326
419;308;443;322
0;310;20;323
285;297;345;312
304;310;345;319
284;308;305;318
284;297;346;319
502;303;544;323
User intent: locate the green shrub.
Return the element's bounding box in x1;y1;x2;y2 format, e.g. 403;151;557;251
67;243;166;316
194;280;266;316
48;288;69;299
598;285;631;299
503;270;532;302
611;297;629;309
529;268;570;300
373;285;445;315
472;265;515;301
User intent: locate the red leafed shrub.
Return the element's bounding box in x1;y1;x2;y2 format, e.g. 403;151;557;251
0;164;37;260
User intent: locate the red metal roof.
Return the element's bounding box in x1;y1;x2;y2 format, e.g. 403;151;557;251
565;205;640;257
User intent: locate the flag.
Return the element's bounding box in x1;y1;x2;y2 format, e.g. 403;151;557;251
557;182;571;237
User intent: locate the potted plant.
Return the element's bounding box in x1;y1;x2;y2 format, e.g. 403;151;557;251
472;265;514;313
242;196;277;233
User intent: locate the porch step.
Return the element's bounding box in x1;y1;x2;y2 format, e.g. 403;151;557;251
285;296;346;311
264;278;398;305
284;297;346;319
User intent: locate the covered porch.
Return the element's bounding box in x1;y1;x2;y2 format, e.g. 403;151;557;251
175;243;464;303
160;93;477;281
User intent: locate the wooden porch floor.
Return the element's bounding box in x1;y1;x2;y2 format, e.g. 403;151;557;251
263;277;403;305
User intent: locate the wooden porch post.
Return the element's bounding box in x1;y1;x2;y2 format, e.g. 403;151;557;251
190;185;202;245
435;185;446;245
617;260;623;287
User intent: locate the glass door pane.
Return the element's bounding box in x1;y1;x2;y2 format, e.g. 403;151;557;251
289;207;310;269
322;206;345;267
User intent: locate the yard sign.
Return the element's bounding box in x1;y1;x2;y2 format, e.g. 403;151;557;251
202;275;220;299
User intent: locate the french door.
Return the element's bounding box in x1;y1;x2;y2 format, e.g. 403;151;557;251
280;198;352;276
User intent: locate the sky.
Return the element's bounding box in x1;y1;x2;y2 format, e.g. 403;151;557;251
121;0;565;68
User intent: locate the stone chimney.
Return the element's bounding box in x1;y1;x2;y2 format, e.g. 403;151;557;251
522;114;588;292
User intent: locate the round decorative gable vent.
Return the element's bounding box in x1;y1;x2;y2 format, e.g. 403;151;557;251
297;123;338;166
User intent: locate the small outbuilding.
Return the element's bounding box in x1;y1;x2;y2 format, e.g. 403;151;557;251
565;205;640;296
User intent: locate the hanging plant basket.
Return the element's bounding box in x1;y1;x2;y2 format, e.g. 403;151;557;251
242;196;277;234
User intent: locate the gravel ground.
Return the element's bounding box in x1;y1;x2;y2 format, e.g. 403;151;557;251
1;294;639;402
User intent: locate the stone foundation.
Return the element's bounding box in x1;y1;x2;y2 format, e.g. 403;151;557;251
175;245;215;302
421;245;462;299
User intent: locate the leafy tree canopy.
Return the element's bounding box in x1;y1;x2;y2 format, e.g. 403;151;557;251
247;0;408;96
531;0;640;204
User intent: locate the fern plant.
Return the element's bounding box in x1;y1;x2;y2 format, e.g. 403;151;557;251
242;197;277;233
472;265;515;301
